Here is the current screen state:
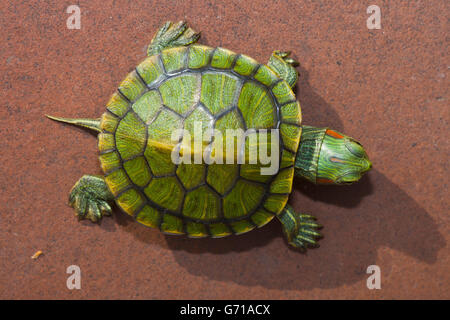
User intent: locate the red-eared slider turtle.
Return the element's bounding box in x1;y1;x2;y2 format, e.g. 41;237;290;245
47;21;371;250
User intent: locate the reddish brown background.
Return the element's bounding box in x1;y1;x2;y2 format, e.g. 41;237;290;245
0;1;448;299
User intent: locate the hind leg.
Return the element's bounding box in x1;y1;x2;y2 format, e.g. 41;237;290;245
147;21;200;56
68;175;114;222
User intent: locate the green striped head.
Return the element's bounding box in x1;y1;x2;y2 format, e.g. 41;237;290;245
295;126;372;185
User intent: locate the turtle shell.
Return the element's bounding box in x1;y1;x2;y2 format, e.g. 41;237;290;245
98;45;302;238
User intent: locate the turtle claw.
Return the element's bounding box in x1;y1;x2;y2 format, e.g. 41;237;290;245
68;175;114;223
274;50;299;67
76;199;111;222
148;21;200;56
288;215;322;251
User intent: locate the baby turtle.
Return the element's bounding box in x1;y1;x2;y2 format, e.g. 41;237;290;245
47;21;372;250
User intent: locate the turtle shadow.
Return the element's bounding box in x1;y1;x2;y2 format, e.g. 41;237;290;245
295;64;344;131
164;169;445;290
160;67;444;290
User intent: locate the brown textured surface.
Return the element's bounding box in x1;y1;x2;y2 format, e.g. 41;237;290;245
0;1;448;299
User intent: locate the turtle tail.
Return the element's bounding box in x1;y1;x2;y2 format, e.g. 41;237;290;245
46;115;101;133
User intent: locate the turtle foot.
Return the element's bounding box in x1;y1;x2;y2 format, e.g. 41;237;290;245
273;51;299;67
278;205;322;251
68;175;114;222
268;51;299;88
147;21;200;56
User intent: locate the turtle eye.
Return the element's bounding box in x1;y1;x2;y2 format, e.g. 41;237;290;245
345;138;366;158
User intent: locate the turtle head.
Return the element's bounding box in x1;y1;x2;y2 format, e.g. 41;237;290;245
295;126;372;185
317;129;372;185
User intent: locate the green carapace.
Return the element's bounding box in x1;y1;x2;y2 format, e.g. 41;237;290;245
47;21;372;250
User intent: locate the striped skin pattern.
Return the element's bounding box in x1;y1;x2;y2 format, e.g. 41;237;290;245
98;45;302;238
294;126;327;183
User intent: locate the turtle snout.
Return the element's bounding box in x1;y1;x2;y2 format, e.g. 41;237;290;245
346;138;372;165
363;157;372;173
334;139;372;184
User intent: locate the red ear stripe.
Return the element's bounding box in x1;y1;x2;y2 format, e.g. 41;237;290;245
317;178;334;184
325;129;344;139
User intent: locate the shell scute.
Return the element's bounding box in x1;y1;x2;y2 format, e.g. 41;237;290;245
99;151;121;173
105;169;130;196
214;107;245;130
222;180;265;219
182;186;221;221
115;112;146;161
160;213;184;235
136;55;164;86
186;221;208;238
144;176;184;212
253;65;279;87
147;107;183;143
188;44;214;69
183;106;214;150
200;72;239;115
122;156;152;187
230;220;255;235
176;163;206;190
136;205;161;228
159;73;201;116
280;149;296;169
210;47;236;69
280;101;302;125
263;193;288;214
240;163;272;183
144;142;175;176
270;167;294;194
100;112;119;132
116;189;145;216
280;123;302;152
206;163;239;195
238;81;275;129
132;90;162;124
271;80;296;105
118;71;146;102
209;223;232;238
161;46;188;73
98;133;115;153
106;92;129;117
250;209;274;227
233;54;259;76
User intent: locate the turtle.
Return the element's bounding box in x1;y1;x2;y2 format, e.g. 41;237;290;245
47;21;372;250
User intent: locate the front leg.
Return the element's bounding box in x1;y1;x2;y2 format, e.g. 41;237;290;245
277;204;322;251
69;175;114;222
267;51;299;89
